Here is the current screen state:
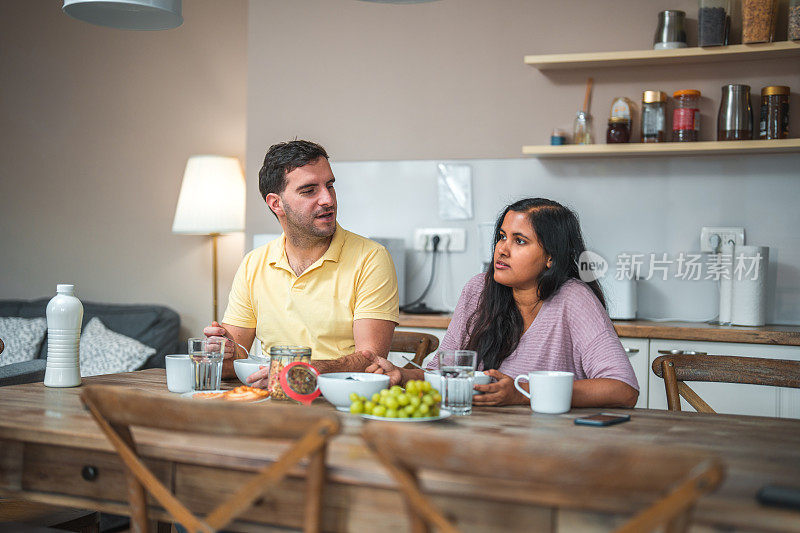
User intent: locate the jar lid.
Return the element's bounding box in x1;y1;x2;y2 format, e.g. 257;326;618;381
278;362;320;405
642;90;667;103
673;89;701;98
762;86;790;96
608;116;629;124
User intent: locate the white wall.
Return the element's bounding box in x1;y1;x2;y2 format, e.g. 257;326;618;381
332;154;800;324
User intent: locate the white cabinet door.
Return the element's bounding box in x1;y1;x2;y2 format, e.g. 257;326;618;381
648;339;800;418
619;337;649;408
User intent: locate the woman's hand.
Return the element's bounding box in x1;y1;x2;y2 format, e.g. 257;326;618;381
472;369;528;406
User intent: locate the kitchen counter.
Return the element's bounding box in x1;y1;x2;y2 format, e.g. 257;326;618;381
398;313;800;346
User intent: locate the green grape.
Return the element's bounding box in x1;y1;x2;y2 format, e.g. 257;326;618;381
421;381;432;392
349;401;364;414
405;381;418;395
349;392;360;403
385;408;399;418
397;410;410;418
421;394;435;406
384;396;399;410
431;392;442;403
397;394;410;407
371;393;381;403
412;411;425;418
372;405;387;417
409;396;421;408
419;403;431;416
380;389;391;397
403;405;415;416
390;385;403;394
364;401;375;412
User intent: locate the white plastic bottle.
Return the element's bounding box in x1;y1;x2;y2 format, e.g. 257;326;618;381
44;284;84;387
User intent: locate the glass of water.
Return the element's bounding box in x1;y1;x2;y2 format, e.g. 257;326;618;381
188;337;225;391
437;350;478;415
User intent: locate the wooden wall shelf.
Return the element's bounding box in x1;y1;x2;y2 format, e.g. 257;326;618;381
521;139;800;158
524;41;800;70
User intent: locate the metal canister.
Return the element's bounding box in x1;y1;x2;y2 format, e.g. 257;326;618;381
654;10;688;49
718;84;753;141
267;345;312;400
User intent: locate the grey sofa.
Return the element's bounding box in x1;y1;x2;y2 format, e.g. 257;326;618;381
0;298;180;386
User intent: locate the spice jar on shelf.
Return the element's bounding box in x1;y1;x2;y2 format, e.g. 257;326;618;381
742;0;778;43
267;345;312;400
790;0;800;40
607;117;631;143
641;91;667;143
718;84;753;140
673;90;701;142
760;86;790;140
698;0;730;46
573;111;593;144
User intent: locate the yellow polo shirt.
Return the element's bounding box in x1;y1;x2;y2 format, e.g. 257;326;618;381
222;225;399;360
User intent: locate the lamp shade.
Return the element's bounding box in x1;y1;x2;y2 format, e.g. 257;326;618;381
62;0;182;30
172;155;245;235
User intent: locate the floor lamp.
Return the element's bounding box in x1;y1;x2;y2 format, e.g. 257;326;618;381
172;155;245;322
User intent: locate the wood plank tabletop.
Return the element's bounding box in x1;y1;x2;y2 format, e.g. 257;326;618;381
1;370;800;532
398;313;800;346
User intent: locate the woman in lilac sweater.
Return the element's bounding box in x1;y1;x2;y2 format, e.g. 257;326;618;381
368;198;639;408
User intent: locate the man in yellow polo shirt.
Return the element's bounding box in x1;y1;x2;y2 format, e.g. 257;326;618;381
204;140;399;381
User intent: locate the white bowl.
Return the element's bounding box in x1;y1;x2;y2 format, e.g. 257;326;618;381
424;370;491;395
233;358;266;385
317;372;390;408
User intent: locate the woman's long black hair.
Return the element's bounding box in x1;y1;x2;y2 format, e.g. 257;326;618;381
465;198;605;370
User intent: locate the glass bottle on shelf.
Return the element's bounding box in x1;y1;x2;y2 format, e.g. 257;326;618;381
606;117;631;143
742;0;778;43
760;86;790;140
573;111;593;144
641;91;667;143
672;89;701;142
698;0;730;46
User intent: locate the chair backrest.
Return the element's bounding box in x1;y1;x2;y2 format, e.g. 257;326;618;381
652;353;800;413
390;331;439;368
81;385;340;533
363;423;724;533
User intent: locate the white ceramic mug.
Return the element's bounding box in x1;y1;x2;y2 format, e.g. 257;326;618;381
514;371;574;414
165;354;193;393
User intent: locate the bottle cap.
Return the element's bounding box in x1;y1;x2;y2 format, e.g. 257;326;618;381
642;91;667;103
673;89;701;98
56;284;75;294
761;86;790;96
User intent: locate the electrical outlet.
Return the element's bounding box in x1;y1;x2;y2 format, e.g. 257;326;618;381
700;226;745;252
413;228;466;252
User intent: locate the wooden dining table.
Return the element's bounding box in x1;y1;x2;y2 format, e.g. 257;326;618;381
1;369;799;532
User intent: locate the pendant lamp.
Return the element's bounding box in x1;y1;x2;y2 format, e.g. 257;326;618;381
62;0;182;30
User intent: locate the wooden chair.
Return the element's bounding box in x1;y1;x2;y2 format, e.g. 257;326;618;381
390;331;439;368
81;385;340;533
363;423;724;533
652;353;800;413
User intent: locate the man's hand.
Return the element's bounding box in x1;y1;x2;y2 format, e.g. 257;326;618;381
472;369;528;406
202;321;236;360
364;352;404;386
245;365;269;389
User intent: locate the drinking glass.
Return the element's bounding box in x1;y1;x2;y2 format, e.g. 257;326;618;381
188;337;225;391
437;350;477;415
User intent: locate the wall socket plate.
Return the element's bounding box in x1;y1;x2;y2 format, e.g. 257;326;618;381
413;228;466;252
700;226;745;252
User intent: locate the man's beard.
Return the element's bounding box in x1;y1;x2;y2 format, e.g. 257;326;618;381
283;200;336;244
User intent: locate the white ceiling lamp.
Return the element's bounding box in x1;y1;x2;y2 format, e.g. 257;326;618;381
62;0;182;30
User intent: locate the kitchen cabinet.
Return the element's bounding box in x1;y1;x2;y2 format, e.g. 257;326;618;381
619;337;649;409
647;339;800;419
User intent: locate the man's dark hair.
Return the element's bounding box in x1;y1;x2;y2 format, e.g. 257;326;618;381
258;140;329;201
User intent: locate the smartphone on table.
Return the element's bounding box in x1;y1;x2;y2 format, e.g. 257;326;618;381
574;413;631;427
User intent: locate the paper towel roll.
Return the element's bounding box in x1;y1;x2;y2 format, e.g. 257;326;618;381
718;242;734;325
731;245;769;327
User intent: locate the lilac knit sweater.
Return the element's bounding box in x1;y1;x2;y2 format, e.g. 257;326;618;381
429;274;639;390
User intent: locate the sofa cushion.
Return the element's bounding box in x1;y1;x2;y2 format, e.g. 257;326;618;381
0;359;46;386
80;317;156;377
0;317;48;366
11;299;179;368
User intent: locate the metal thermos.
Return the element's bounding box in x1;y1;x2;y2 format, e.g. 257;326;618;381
654;10;688;49
717;84;753;141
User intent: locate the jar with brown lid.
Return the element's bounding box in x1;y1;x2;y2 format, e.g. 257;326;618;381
672;89;701;142
606;117;631;143
641;91;667;143
760;85;790;140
